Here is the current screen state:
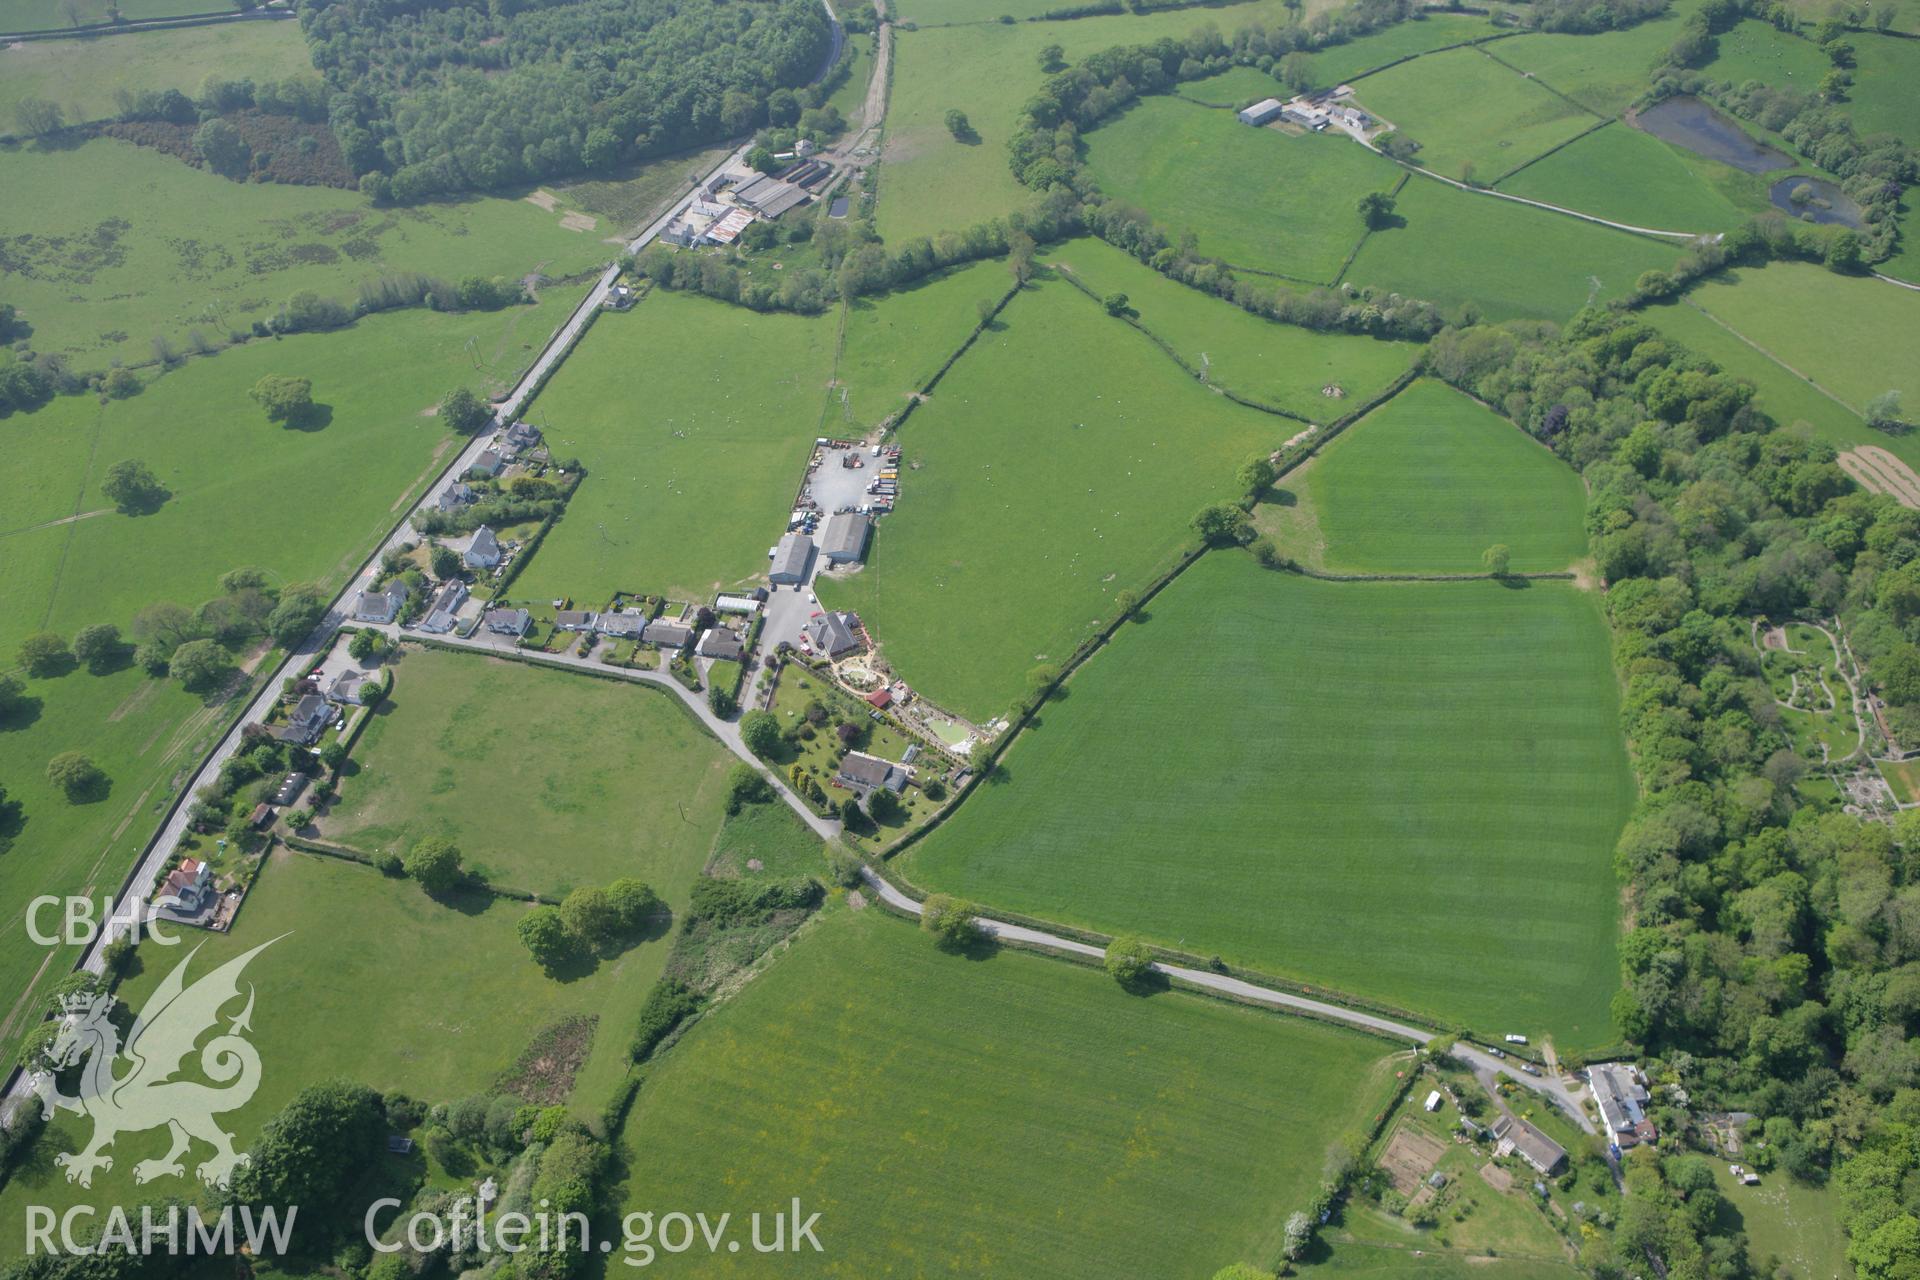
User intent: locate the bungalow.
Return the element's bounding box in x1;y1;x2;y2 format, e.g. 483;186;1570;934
470;449;506;479
276;693;334;745
819;511;871;565
836;750;909;796
695;627;744;661
1491;1115;1567;1176
328;670;373;705
769;533;813;585
596;612;646;639
434;482;477;513
351;579;410;625
484;607;533;637
465;526;503;570
418;580;470;635
1238;97;1284;125
642;619;694;651
1589;1063;1657;1149
271;771;309;807
805;610;861;658
155;858;217;924
554;609;599;633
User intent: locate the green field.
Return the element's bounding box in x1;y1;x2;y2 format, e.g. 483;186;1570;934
0;0;207;33
614;906;1401;1278
0;20;312;125
512;289;837;603
1261;378;1589;573
1712;1165;1851;1280
1498;122;1756;234
546;144;735;241
825;30;876;124
1683;262;1920;416
1305;14;1502;87
905;553;1634;1045
1350;45;1600;183
1849;33;1920;148
0;136;614;364
1347;175;1680;321
0;297;571;654
0;847;673;1252
829;256;1013;435
876;2;1289;245
1044;236;1416;420
817;272;1290;719
1303;1245;1585;1280
1699;19;1831;91
1176;63;1287;106
1492;5;1700;115
1083;96;1401;282
322;646;733;898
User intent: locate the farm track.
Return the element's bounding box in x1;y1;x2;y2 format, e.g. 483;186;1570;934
1839;446;1920;509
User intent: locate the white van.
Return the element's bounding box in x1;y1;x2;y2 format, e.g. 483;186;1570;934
1504;1034;1529;1045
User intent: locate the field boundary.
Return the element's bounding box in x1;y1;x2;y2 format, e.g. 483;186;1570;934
1474;42;1609;123
279;833;563;904
1331;171;1411;288
1342;26;1519;85
0;5;291;42
1486;114;1617;187
883;275;1027;436
1290;566;1576;583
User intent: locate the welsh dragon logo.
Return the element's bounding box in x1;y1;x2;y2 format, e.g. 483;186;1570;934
29;938;280;1189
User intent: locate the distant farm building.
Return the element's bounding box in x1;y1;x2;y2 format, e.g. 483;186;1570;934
770;533;814;585
1238;98;1285;125
819;511;872;564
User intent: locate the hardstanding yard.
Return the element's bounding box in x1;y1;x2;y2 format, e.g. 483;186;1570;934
901;553;1634;1047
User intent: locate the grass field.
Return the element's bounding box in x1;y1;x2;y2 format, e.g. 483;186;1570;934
1044;236;1417;421
1497;122;1757;234
1699;19;1831;91
1491;4;1699;115
547;144;735;241
825;31;876;123
322;646;733;898
1346;175;1680;322
1176;63;1287;106
1683;262;1920;417
1849;33;1920;148
0;0;207;32
1260;378;1589;573
1712;1165;1850;1280
817;272;1291;719
0;846;673;1252
1303;1245;1585;1280
512;289;837;603
829;257;1013;435
1350;46;1601;184
1305;13;1502;87
0;21;312;125
0;296;572;654
614;906;1402;1278
876;1;1290;245
0;136;614;364
1083;96;1401;281
904;553;1634;1045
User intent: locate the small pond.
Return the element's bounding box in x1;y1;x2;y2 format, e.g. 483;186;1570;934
1632;96;1793;173
1769;175;1864;227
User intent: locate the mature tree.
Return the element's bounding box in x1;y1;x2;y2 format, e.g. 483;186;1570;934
428;543;463;581
1868;390;1908;431
1192;502;1253;546
1357;190;1396;229
606;878;662;931
1104;934;1154;987
1212;1266;1270;1280
1237;453;1277;496
1038;42;1066;71
580;125;620;171
193;118;251;178
439;386;493;435
132;602;199;653
348;629;385;664
723;763;771;815
46;751;104;801
1482;543;1512;576
519;906;573;969
1102;292;1130;317
232;1080;386;1224
101;459;167;513
405;836;463;896
708;684;737;718
71;624;122;673
17;632;71;679
249;374;315;424
560;886;618;951
920;893;979;948
866;786;903;823
266;585;327;647
15;98;64;138
0;674;28;720
1282;1211;1315;1262
740;709;781;757
944;108;972;139
1008;230;1036;285
168;638;231;692
1279;51;1315;91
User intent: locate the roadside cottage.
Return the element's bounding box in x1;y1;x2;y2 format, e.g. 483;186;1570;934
465;526;503;570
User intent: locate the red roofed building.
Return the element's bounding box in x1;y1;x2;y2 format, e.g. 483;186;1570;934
865;688;892;709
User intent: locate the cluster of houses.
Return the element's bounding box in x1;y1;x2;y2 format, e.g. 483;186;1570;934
544;604;749;660
469;420;544;483
350;574;474;635
1238;87;1371;133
